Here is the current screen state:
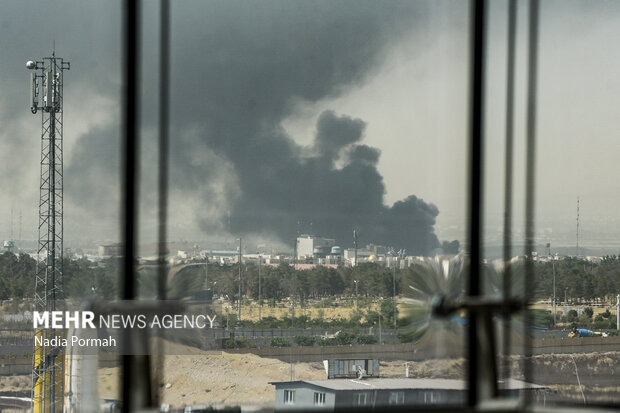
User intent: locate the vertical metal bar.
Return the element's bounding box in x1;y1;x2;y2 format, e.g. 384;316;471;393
152;0;171;407
524;0;540;405
467;0;486;406
121;0;141;411
502;0;517;383
121;0;139;300
157;0;170;301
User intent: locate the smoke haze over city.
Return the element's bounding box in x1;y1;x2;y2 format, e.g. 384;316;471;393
2;1;620;254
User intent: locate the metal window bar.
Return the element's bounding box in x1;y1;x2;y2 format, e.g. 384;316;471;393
121;0;150;411
502;0;517;386
523;0;540;404
152;0;171;407
466;0;492;406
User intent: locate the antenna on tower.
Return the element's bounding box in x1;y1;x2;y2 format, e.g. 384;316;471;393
576;197;580;257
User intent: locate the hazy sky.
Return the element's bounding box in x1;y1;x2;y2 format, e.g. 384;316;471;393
1;1;620;253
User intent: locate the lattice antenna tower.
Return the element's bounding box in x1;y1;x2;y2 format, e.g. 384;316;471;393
27;54;70;412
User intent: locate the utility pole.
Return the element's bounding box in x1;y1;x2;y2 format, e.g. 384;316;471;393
353;280;358;308
552;252;556;326
292;237;297;321
204;252;208;296
18;209;22;252
576;197;580;257
353;229;357;267
393;265;397;328
258;254;262;320
616;294;619;331
238;238;242;321
27;54;70;413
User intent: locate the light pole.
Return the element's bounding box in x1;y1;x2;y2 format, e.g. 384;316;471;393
258;255;262;321
353;229;358;267
353;280;359;308
616;294;619;331
552;252;556;326
204;252;209;294
393;266;397;328
238;238;242;321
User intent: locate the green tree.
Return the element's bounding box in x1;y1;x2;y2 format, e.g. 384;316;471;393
380;298;397;326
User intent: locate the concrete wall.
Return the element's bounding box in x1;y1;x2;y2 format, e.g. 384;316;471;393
226;343;428;363
530;336;620;355
0;354;119;376
2;337;619;375
225;337;620;363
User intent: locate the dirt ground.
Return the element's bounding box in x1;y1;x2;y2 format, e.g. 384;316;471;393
98;352;325;409
0;374;30;393
96;353;468;409
3;350;620;409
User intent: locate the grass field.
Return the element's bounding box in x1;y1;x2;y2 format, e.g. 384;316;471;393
218;301;382;322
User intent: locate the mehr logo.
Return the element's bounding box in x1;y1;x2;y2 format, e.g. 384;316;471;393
33;311;96;329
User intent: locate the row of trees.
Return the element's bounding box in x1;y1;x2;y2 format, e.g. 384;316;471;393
533;256;620;303
0;252;118;301
2;251;620;308
167;261;402;304
0;252;403;305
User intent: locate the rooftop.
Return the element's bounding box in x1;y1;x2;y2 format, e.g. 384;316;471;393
271;378;545;391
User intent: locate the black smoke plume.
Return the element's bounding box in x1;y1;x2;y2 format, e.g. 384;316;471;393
164;1;440;254
18;1;444;253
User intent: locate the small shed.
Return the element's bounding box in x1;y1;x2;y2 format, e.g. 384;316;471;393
325;358;379;379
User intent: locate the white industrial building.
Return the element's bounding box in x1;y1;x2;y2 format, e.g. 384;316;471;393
296;235;336;259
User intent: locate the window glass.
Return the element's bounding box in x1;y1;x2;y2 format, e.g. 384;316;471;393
531;1;620;405
0;1;123;410
314;392;326;405
284;390;296;405
355;392;370;406
389;391;405;405
483;0;620;407
165;0;469;410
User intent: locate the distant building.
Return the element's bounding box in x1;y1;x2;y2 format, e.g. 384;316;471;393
343;248;372;264
98;243;122;258
325;358;379;379
271;378;546;411
296;235;336;259
3;240;15;254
